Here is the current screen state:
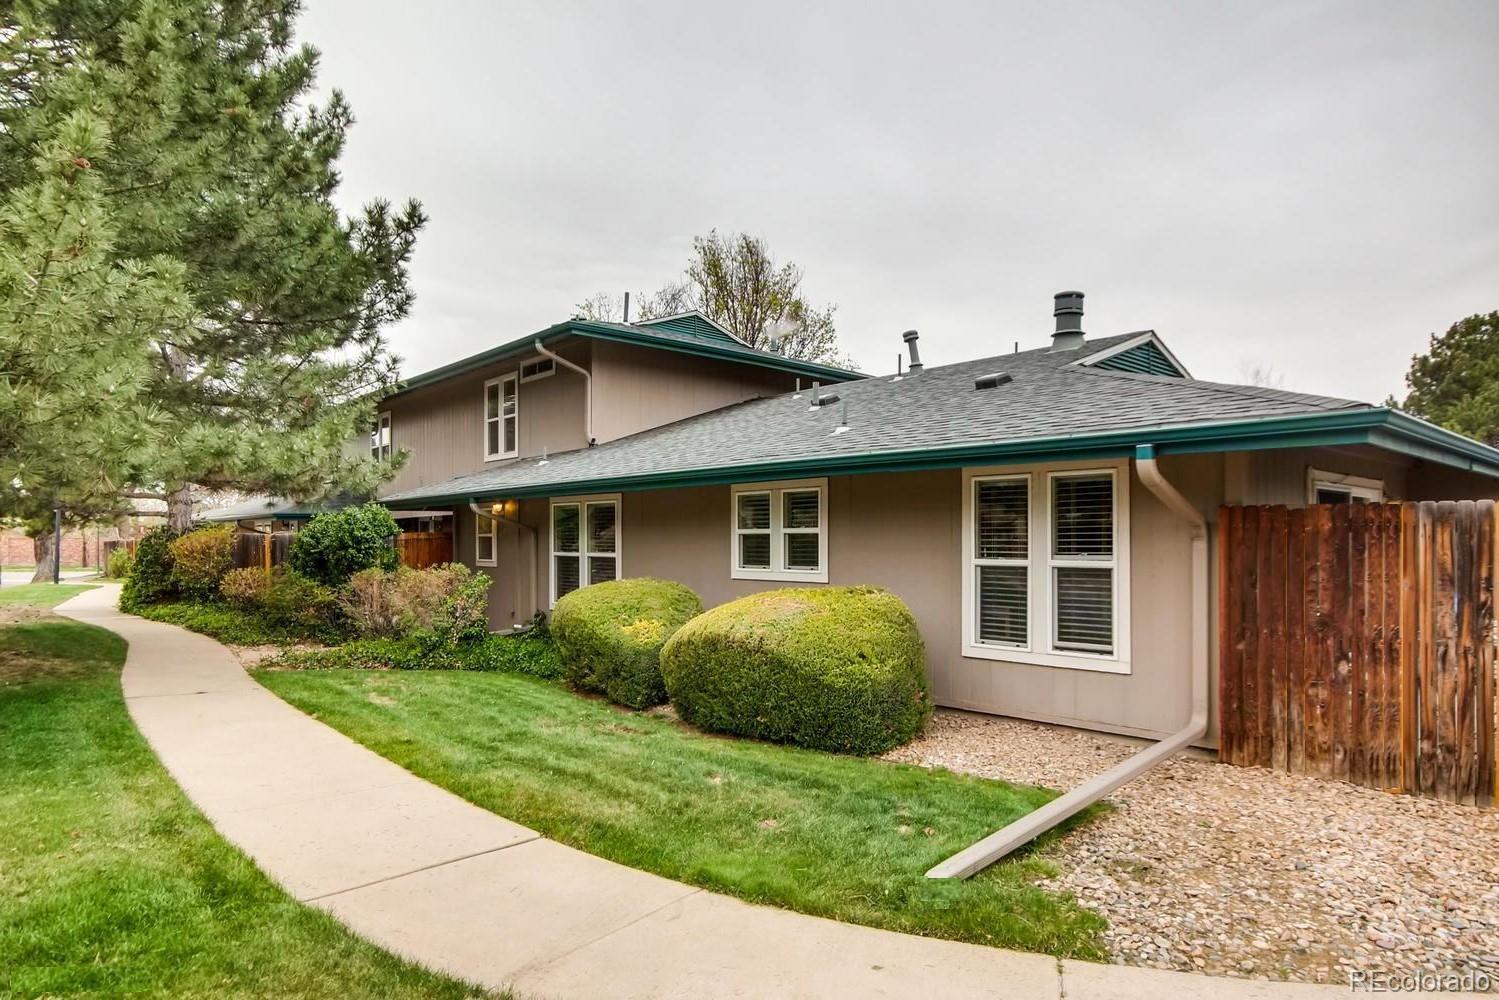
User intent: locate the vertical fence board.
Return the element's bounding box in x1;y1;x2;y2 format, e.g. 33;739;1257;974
1266;506;1290;771
1379;506;1403;790
1347;503;1367;786
1287;507;1308;774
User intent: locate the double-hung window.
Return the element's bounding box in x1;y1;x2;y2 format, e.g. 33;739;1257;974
474;513;497;567
371;411;392;461
483;373;518;461
731;479;828;583
962;462;1129;673
551;495;620;604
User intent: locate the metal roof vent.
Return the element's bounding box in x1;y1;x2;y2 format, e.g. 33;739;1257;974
1050;291;1086;351
808;392;841;409
902;329;923;374
974;372;1013;391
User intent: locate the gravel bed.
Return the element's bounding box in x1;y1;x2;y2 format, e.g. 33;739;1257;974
885;710;1499;985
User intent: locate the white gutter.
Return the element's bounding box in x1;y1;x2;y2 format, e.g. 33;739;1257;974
926;445;1209;879
468;502;539;623
534;339;593;445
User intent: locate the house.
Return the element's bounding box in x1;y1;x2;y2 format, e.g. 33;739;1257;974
357;295;1499;742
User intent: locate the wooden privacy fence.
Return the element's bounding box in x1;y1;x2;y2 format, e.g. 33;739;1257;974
396;531;453;569
1219;501;1496;806
232;530;295;571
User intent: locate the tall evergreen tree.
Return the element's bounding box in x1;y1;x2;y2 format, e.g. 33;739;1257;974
0;95;189;579
3;0;422;530
1399;311;1499;445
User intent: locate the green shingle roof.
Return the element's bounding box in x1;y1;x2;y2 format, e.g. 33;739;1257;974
1089;339;1186;377
380;332;1499;505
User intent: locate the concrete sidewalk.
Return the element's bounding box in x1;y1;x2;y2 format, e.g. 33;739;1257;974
59;585;1349;999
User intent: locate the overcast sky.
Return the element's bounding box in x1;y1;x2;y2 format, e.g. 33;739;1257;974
298;0;1497;402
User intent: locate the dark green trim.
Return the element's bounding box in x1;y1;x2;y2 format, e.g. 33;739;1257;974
380;407;1499;508
387;320;863;401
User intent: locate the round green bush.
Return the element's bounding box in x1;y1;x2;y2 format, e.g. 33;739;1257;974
288;503;399;586
660;586;930;754
551;578;702;709
105;546;135;580
168;526;237;599
120;526;181;611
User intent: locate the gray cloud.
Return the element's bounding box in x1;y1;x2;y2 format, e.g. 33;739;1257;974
301;0;1499;401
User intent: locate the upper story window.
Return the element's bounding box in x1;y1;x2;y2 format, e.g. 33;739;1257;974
519;358;555;382
551;494;620;605
371;411;391;461
962;461;1130;674
1308;468;1384;505
730;479;828;583
483;373;518;461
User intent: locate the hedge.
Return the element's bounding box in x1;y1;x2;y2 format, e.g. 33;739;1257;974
660;585;929;754
168;526;236;599
551;578;702;709
288;503;399;586
119;526;180;610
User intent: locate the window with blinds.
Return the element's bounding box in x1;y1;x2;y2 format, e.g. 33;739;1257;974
551;496;619;604
1050;472;1115;654
963;464;1127;670
731;481;827;582
972;477;1028;648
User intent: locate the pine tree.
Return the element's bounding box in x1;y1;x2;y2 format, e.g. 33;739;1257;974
3;0;422;530
0;91;189;579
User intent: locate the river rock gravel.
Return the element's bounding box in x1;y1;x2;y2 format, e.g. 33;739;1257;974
884;709;1499;986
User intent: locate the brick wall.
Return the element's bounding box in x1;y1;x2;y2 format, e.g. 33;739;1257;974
1;531;94;568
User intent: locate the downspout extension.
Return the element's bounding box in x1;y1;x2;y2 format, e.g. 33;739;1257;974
925;444;1209;879
534;339;593;445
468;502;540;625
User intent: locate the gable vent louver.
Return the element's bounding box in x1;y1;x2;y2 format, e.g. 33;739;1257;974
1091;340;1186;378
974;373;1013;391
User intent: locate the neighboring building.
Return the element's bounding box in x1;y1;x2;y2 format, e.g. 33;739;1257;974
267;297;1499;742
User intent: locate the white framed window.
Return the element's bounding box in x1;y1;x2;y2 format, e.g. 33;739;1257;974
730;479;828;583
474;513;497;567
483;373;518;461
1307;468;1384;505
550;493;620;605
519;358;555;382
371;411;392;461
961;460;1130;674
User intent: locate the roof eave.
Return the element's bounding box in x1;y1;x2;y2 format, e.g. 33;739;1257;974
387;320;864;401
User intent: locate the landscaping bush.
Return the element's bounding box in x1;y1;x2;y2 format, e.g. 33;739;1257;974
105;546;135;580
272;633;562;678
339;564;490;645
262;568;341;635
136;599;332;646
119;526;180;610
660;585;929;754
288;503;399;586
551;578;701;709
168;526;237;599
219;567;271;610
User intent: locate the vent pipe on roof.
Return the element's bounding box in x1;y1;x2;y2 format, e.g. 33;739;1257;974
903;330;923;374
623;291;631;323
1051;291;1086;351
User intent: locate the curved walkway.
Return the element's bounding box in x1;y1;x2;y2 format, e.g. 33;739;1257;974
59;586;1345;999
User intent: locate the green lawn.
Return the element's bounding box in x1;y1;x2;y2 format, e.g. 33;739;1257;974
0;597;489;997
0;582;97;608
258;668;1109;959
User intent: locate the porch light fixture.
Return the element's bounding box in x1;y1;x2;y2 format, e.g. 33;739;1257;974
490;499;518;519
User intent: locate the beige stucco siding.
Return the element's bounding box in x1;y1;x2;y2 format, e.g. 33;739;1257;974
449;444;1496;740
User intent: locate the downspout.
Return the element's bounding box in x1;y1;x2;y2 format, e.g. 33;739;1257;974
468;502;540;625
534;339;593;445
926;444;1209;879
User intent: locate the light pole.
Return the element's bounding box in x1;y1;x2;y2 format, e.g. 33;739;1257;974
53;506;61;585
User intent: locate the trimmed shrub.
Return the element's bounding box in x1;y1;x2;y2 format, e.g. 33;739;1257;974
168;526;236;599
660;586;929;754
105;546;135;580
220;567;271;610
120;526;180;610
552;578;702;709
288;503;399;586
